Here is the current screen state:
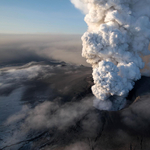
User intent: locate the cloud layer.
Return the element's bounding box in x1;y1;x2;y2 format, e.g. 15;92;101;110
0;34;88;67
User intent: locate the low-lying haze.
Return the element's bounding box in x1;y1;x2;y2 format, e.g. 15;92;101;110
0;34;89;67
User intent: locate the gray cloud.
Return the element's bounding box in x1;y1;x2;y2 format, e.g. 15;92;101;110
0;34;89;67
0;62;53;96
1;97;100;149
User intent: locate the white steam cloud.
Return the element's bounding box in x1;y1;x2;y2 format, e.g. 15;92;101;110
72;0;150;110
70;0;88;14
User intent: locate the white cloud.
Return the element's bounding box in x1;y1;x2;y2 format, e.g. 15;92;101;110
81;0;150;110
70;0;88;14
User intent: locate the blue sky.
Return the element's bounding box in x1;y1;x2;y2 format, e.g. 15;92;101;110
0;0;87;34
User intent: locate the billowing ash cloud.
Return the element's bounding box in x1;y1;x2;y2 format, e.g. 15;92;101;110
72;0;150;110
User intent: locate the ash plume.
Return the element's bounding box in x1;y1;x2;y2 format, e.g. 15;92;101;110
71;0;150;110
70;0;88;14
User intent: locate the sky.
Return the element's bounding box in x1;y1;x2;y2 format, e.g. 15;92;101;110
0;0;87;34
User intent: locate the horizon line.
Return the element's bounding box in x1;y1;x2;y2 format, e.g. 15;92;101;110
0;32;83;35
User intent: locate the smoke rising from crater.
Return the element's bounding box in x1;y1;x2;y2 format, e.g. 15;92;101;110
71;0;150;110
